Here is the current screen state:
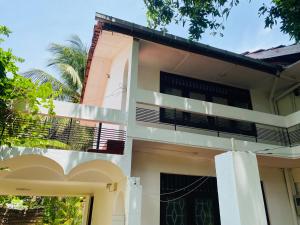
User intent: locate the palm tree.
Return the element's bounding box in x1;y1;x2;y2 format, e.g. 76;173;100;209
23;35;88;103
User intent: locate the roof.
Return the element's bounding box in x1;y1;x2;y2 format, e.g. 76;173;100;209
95;12;282;76
243;44;300;59
243;44;300;67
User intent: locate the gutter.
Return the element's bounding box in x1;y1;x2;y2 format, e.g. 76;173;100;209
95;12;282;76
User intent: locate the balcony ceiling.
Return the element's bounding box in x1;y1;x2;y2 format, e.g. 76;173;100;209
139;40;295;92
94;31;132;60
133;140;300;168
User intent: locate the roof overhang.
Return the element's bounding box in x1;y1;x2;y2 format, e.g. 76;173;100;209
95;12;282;76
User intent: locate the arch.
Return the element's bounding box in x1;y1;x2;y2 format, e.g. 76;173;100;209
0;155;64;181
67;159;125;183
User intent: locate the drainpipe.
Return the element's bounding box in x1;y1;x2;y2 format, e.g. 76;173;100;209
283;168;299;225
269;78;278;114
275;83;300;102
273;82;300;115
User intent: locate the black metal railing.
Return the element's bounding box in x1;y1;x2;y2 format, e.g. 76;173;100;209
1;117;126;154
136;107;300;147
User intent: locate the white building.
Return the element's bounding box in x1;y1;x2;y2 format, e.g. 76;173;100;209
1;13;300;225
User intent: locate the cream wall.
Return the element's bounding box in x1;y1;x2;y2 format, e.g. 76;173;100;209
132;150;294;225
83;57;111;107
277;93;300;116
102;46;131;111
137;64;274;115
261;167;295;225
138;65;160;92
250;89;272;113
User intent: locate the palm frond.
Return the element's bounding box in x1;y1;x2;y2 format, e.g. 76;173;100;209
67;35;87;54
58;63;82;90
46;35;87;90
22;69;80;102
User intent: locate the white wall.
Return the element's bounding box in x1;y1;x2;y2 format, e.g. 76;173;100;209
102;46;131;111
132;150;294;225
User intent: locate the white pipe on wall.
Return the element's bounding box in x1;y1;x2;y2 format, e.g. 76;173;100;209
283;168;299;225
275;83;300;101
269;78;278;114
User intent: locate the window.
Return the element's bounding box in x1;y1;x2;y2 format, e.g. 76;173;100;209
160;173;220;225
160;72;256;136
160;174;270;225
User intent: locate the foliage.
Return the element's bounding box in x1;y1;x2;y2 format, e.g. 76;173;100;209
259;0;300;42
23;69;80;102
144;0;300;41
0;25;59;147
41;196;84;225
0;26;84;224
0;196;84;225
23;35;88;103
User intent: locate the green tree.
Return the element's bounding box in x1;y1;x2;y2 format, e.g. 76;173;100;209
0;195;84;225
42;197;83;225
23;35;88;103
144;0;300;41
0;25;58;146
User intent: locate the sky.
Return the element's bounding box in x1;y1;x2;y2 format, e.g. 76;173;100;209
0;0;294;77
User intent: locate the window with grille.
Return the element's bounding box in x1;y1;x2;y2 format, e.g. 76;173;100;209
160;173;220;225
160;72;256;136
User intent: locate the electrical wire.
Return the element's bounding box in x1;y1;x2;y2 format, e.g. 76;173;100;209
160;176;206;196
160;177;209;203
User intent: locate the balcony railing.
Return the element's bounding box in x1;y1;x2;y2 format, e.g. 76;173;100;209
1;117;126;154
136;107;300;147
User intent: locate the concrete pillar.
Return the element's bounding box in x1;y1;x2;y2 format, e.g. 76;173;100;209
91;189;115;225
123;137;133;176
126;39;139;134
125;177;142;225
215;151;268;225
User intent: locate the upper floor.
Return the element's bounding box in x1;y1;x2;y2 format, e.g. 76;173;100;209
80;13;300;156
2;13;300;174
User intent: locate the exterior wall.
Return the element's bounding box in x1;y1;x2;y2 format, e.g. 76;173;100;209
138;65;159;92
83;57;111;107
82;36;132;111
250;89;272;113
137;64;275;115
277;93;300;116
132;149;294;225
102;46;131;111
261;167;295;225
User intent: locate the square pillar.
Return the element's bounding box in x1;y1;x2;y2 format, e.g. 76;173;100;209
215;151;268;225
125;177;142;225
126;39;139;134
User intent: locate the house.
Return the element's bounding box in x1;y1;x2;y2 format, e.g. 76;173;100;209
1;12;300;225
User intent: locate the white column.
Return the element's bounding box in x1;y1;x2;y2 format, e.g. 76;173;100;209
215;151;268;225
123;137;133;177
126;39;139;135
91;189;115;225
125;177;142;225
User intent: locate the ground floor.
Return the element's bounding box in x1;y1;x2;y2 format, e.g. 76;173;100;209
1;144;300;225
132;141;300;225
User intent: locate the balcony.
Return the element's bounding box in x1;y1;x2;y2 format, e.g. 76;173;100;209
134;89;300;156
2;116;126;154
